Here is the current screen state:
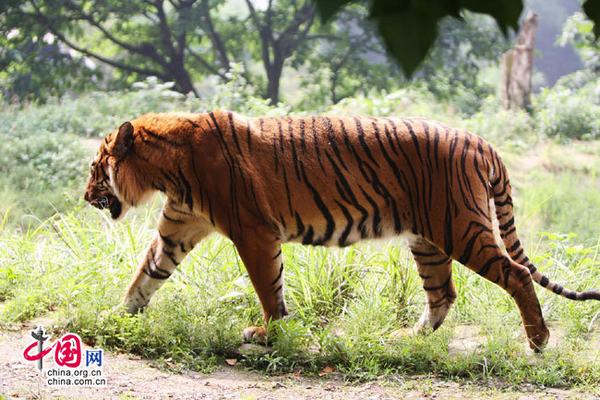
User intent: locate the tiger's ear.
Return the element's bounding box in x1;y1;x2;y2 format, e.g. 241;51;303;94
113;121;134;158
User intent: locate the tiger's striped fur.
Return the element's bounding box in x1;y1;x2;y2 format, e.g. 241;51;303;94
84;110;600;351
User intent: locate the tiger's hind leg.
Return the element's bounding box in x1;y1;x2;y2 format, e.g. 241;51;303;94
409;238;457;333
231;225;288;343
452;228;549;351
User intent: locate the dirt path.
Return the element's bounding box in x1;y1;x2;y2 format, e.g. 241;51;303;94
1;317;597;400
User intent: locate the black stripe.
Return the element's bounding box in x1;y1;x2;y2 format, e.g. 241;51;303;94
282;165;294;217
423;276;452;292
403;120;424;164
389;120;420;234
162;211;185;224
246;119;252;150
494;197;513;207
272;249;282;260
499;217;515;232
553;284;564;294
177;165;194;210
142;128;186;147
299;162;335;245
302;226;315;245
163;249;179;266
507;240;521;253
512;248;525;261
359;186;381;237
294;211;305;238
299;118;307;152
477;255;504;277
411;250;440;257
311;116;326;173
324;151;369;237
271;264;284;285
354;117;380;167
227;111;245;159
325;117;349;171
458;224;492;265
159;233;176;248
289;118;301;180
335;200;354;247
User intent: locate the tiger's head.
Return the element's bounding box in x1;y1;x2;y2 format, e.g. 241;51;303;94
84;121;137;220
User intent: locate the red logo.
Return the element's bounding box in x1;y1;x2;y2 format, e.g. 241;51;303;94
23;328;82;369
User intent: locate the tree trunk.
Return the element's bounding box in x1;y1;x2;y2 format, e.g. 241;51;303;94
500;12;538;111
266;58;284;105
171;66;196;96
169;50;198;96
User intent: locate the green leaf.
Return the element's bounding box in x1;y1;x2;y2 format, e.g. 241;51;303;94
583;0;600;38
371;11;440;76
313;0;524;77
461;0;523;35
315;0;354;22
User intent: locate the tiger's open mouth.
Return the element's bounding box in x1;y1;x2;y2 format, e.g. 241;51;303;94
90;195;122;219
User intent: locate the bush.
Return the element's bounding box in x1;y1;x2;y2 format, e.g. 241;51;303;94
0;131;85;223
327;86;451;120
0;78;192;138
534;81;600;140
462;96;538;147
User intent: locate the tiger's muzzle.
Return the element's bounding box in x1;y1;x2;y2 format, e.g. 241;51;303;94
85;192;123;220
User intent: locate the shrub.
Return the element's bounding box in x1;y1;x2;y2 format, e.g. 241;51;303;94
534;82;600;140
462;96;538;147
327;86;450;120
0;131;85;223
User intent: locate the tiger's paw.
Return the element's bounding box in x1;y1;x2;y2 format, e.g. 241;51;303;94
529;327;550;353
242;326;268;344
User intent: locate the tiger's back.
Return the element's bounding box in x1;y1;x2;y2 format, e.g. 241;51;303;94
222;113;493;252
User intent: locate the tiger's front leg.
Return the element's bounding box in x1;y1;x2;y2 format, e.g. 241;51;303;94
232;225;288;343
122;203;214;313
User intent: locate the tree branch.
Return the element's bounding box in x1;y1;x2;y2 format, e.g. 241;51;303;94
152;0;179;62
245;0;273;69
62;0;169;68
186;46;227;79
199;0;230;70
26;2;167;79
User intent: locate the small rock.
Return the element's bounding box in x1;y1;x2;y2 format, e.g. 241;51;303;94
324;383;336;392
237;343;272;356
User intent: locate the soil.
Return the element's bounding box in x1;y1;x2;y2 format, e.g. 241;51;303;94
1;316;597;400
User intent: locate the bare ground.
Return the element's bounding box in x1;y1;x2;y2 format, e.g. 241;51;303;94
1;316;598;400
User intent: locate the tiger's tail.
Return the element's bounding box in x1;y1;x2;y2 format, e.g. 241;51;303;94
489;150;600;301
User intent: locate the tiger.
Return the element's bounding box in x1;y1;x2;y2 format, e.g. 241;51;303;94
84;109;600;351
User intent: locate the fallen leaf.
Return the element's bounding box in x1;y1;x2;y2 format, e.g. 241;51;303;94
318;365;335;376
